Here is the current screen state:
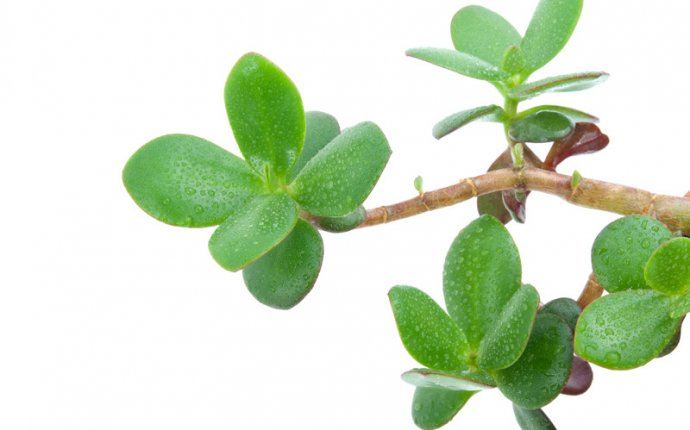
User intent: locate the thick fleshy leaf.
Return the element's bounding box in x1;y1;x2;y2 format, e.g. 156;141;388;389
509;72;609;101
561;356;593;396
123;134;265;227
543;122;609;170
312;206;366;233
443;215;522;350
502;45;527;75
494;314;573;409
645;237;690;296
242;219;323;309
389;286;470;371
591;215;673;293
288;111;340;182
670;294;690;318
208;193;298;271
516;105;598;124
412;387;474;430
225;52;305;178
574;289;680;369
402;368;495;392
432;105;504;139
540;297;581;332
508;111;573;143
406;48;509;81
477;284;540;370
513;405;556;430
658;321;683;357
450;6;521;67
289;121;390;217
520;0;584;74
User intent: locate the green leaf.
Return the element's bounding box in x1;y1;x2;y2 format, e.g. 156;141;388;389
575;289;680;369
540;297;581;332
658;322;683;358
389;286;470;371
123;134;265;227
242;219;323;309
444;215;522;350
508;111;573;143
516;105;598;124
432;105;505;140
513;405;556;430
501;45;527;75
509;72;609;101
592;215;673;293
312;206;366;233
645;237;690;296
406;48;509;81
402;368;495;391
289;122;391;217
520;0;584;74
477;284;540;370
494;314;573;409
412;387;474;430
288;111;340;182
450;6;521;68
670;294;690;318
225;52;305;178
208;193;298;271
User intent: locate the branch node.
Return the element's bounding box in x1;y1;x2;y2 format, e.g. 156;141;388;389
418;193;431;211
461;178;478;197
644;194;659;219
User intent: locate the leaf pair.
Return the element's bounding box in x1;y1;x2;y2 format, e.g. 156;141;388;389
123;53;391;309
575;216;690;368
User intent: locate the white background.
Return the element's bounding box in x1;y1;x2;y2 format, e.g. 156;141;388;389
2;0;689;428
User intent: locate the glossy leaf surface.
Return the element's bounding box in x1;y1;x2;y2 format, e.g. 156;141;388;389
402;368;495;392
477;284;540;370
575;290;680;369
412;387;474;430
670;294;690;318
591;215;672;292
509;72;608;101
407;48;509;81
443;215;522;350
513;404;556;430
509;111;573;143
501;45;527;75
450;6;521;67
658;321;683;357
123;134;265;227
433;105;504;139
208;193;297;271
543;122;609;170
540;297;581;332
289;121;390;217
389;286;470;371
312;206;366;233
520;0;584;74
561;356;593;396
494;314;573;409
242;219;323;309
645;237;690;296
288;111;340;182
225;53;305;177
516;105;598;124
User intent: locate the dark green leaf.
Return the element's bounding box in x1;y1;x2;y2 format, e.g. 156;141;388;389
513;404;556;430
406;48;509;81
289;121;391;217
288;111;340;182
501;45;527;75
412;387;474;430
443;215;522;350
516;105;598;124
508;111;573;143
540;297;581;332
225;52;305;178
520;0;584;74
450;6;521;67
574;290;680;369
477;284;540;370
242;219;323;309
123;134;265;227
645;237;690;296
494;314;573;409
432;105;504;140
312;206;366;233
389;286;470;371
402;368;495;391
208;193;298;271
509;72;609;101
591;215;673;293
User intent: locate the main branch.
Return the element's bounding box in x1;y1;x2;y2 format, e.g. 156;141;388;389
359;167;690;234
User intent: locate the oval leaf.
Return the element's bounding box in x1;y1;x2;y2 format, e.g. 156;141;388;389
591;215;673;293
540;297;581;332
494;314;573;409
574;289;680;369
450;6;521;67
477;284;540;370
412;387;474;430
443;215;522;351
402;368;495;392
517;105;598;124
508;111;573;143
561;356;593;396
513;404;556;430
520;0;584;74
389;286;470;371
509;72;609;101
406;48;509;81
501;45;527;75
543;122;609;170
312;206;366;233
432;105;504;140
123;134;265;227
289;121;391;217
242;219;323;309
225;52;305;178
645;237;690;296
288;111;340;182
208;193;298;271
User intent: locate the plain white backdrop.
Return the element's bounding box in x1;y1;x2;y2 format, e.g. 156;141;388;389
2;0;689;428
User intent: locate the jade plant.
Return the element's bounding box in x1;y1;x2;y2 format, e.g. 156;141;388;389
123;0;690;428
